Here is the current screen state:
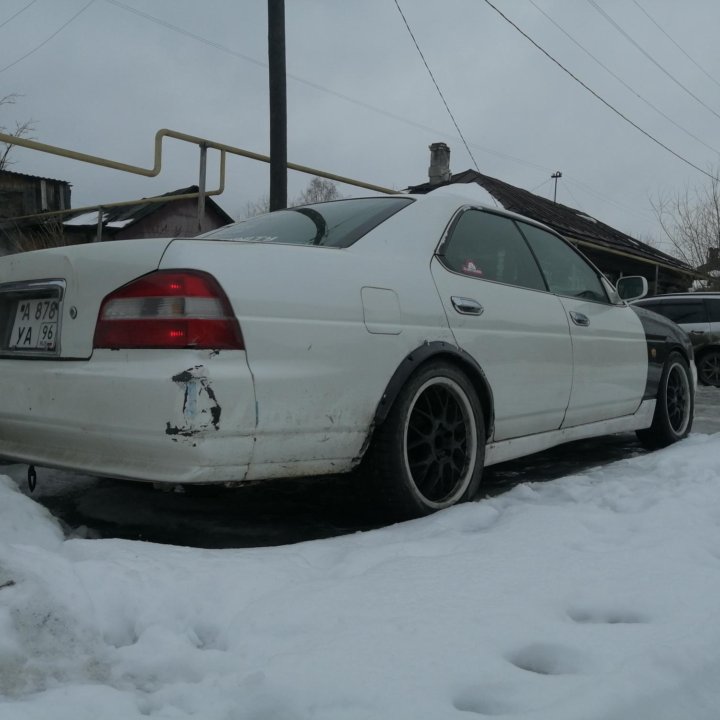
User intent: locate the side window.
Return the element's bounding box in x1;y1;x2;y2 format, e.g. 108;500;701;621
706;298;720;324
518;222;609;303
648;301;707;324
440;210;546;291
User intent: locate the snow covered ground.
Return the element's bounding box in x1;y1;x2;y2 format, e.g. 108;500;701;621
1;391;720;718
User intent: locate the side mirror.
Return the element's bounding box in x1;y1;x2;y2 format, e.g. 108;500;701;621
616;276;648;301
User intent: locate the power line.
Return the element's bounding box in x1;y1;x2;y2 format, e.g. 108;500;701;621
108;0;675;223
107;0;517;172
0;0;95;73
0;0;38;30
632;0;720;92
562;181;583;211
392;0;479;171
564;174;654;219
587;0;720;124
530;177;552;193
481;0;717;181
527;0;720;156
95;1;668;223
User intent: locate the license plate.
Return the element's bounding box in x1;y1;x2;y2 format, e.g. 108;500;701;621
9;298;60;351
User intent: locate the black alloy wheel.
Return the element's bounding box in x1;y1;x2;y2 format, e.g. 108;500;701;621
665;361;692;435
697;350;720;387
404;378;475;503
637;351;693;449
370;361;485;519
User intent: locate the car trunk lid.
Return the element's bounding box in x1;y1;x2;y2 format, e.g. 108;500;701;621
0;238;174;359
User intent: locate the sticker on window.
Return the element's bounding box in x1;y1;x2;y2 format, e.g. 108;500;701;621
461;259;484;276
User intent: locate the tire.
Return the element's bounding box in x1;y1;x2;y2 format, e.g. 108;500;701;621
637;351;694;449
696;349;720;387
369;361;485;519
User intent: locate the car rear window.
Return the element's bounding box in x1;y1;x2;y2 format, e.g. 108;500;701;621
200;197;414;248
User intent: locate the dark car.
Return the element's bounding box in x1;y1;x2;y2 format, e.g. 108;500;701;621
633;293;720;386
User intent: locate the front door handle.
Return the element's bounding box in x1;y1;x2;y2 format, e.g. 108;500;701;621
569;311;590;327
690;330;706;335
451;296;484;316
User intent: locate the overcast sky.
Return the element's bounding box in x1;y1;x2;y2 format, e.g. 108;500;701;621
3;0;720;249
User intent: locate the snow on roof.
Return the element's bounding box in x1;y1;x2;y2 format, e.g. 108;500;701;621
424;181;500;208
63;211;104;226
106;218;135;228
575;212;597;224
65;213;134;229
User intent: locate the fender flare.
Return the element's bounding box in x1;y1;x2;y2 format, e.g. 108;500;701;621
372;341;495;439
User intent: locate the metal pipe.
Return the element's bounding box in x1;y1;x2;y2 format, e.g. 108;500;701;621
0;127;397;199
198;143;208;233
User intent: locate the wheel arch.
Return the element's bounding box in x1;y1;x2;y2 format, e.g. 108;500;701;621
373;341;495;440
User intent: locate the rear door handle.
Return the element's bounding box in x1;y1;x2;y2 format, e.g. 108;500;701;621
690;330;706;335
451;296;484;315
569;311;590;327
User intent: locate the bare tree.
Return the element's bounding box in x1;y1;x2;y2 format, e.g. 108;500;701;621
0;94;36;171
651;172;720;272
242;177;342;218
243;194;271;218
295;176;342;205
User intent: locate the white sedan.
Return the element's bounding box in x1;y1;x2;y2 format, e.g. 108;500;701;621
0;192;694;518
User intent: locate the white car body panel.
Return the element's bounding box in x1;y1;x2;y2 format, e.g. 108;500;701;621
0;349;256;483
431;263;574;440
158;199;458;474
485;399;656;466
0;239;172;357
558;297;647;427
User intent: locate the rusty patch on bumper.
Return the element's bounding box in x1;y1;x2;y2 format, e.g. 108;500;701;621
166;365;222;438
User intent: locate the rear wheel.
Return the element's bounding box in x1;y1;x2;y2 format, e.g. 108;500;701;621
369;361;485;519
637;351;693;449
696;349;720;387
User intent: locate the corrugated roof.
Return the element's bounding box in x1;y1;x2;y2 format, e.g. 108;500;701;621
408;170;692;274
0;169;71;186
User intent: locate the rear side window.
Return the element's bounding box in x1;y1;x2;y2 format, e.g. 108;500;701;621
641;300;707;324
440;210;546;291
706;298;720;323
200;197;414;248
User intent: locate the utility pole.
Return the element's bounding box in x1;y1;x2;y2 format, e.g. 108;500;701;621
268;0;287;211
551;171;562;203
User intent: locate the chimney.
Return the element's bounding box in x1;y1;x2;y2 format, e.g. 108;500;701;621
428;142;451;185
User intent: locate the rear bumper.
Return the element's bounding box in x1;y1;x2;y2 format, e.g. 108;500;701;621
0;349;256;483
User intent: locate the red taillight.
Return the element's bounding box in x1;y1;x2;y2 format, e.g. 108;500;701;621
93;270;244;350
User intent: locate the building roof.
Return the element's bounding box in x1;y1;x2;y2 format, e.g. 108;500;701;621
63;185;234;229
0;169;71;186
409;170;693;274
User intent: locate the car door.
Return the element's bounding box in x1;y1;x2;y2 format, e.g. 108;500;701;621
516;221;647;427
430;208;573;441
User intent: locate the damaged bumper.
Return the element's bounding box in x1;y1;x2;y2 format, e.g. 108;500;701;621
0;349;256;484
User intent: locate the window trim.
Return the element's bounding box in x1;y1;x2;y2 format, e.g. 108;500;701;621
435;207;550;293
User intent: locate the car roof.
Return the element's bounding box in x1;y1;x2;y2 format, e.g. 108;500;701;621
407;190;566;236
637;293;720;300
